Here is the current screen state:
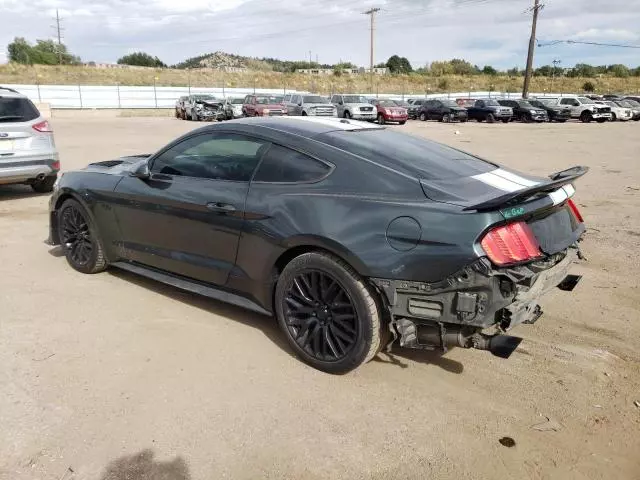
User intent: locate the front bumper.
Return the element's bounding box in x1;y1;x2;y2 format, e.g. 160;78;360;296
385;114;408;122
351;112;377;120
372;247;581;349
591;113;612;120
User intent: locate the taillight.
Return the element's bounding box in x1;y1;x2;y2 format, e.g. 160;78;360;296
480;221;542;266
32;120;53;133
51;160;61;170
567;199;583;223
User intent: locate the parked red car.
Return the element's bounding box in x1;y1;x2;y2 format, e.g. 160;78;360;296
242;94;288;117
369;99;408;125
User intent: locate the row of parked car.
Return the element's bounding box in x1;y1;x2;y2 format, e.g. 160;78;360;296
175;92;640;126
175;94;411;125
407;94;640;124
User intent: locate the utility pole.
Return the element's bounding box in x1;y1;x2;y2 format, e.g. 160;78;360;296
363;7;381;93
522;0;543;98
53;9;64;64
309;50;312;69
551;58;561;92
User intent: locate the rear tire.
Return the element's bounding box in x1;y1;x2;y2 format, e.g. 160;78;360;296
275;252;382;374
57;199;107;274
31;175;57;193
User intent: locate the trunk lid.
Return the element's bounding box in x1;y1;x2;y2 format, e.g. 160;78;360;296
420;166;588;255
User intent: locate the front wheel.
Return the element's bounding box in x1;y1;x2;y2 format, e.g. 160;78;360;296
596;118;607;123
57;199;107;274
378;114;386;125
419;112;427;121
399;121;406;125
275;252;382;374
31;175;57;193
501;118;509;123
610;113;617;122
343;111;351;119
580;111;592;123
486;113;495;124
441;113;450;123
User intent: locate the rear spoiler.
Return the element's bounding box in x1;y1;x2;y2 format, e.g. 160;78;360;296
463;166;588;212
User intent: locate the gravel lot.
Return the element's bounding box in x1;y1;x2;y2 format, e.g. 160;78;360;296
1;113;639;480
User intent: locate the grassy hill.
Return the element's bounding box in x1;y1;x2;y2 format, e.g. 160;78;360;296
1;63;638;96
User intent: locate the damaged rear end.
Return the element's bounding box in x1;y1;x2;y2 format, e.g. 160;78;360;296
374;165;588;359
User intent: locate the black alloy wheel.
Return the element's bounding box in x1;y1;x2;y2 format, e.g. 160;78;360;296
275;252;382;374
284;271;358;362
58;199;107;274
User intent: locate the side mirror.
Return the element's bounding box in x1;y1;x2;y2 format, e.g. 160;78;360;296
131;161;150;180
339;101;344;105
298;102;302;106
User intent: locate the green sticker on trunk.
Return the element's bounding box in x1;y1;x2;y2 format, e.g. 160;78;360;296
501;206;525;219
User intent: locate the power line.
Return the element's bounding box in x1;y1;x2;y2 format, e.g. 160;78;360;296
538;39;640;49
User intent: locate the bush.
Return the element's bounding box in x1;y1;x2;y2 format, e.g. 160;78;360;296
582;81;596;92
437;78;449;90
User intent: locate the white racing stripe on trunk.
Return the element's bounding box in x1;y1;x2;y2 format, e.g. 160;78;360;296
472;171;528;192
491;168;540;187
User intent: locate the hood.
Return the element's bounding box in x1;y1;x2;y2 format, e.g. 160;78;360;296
305;102;335;108
257;104;286;109
85;155;150;174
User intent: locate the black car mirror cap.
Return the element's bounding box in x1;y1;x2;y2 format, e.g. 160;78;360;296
131;161;151;180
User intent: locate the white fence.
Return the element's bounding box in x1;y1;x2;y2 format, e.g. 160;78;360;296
3;83;568;109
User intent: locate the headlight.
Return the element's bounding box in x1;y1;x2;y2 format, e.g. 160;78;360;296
530;109;537;114
263;109;270;114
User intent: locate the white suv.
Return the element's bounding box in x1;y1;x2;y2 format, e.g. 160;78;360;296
331;94;377;121
0;87;60;192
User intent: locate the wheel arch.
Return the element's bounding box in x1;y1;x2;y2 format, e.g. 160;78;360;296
50;189;101;246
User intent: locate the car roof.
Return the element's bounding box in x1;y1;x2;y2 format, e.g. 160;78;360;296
0;87;26;98
213;116;384;136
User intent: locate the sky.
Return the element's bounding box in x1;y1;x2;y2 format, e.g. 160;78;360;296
1;0;639;69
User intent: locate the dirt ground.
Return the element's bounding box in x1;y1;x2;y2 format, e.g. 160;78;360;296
1;113;639;480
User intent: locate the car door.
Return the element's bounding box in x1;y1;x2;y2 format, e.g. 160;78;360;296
560;98;579;116
331;95;344;116
112;132;270;286
292;95;303;116
431;100;444;119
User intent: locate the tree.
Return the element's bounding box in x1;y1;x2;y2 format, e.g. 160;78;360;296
582;81;596;92
7;37;80;65
567;63;597;78
607;64;630;78
117;52;166;68
385;55;412;74
449;58;476;75
507;67;521;77
482;65;498;75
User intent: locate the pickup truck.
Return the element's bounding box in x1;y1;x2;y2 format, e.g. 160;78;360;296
285;94;336;117
548;96;611;123
498;99;548;123
331;94;377;121
466;99;513;123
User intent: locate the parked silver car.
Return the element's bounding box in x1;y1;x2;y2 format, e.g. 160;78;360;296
0;87;59;192
225;97;245;119
285;94;337;116
330;94;377;120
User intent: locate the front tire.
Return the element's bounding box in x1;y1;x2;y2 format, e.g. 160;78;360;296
275;252;382;374
486;113;495;123
610;113;617;122
378;113;386;125
343;111;351;119
31;175;57;193
502;118;509;123
580;111;592;123
419;112;427;121
57;199;107;274
399;120;406;125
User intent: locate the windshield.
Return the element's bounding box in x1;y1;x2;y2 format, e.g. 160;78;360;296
229;98;244;104
604;101;617;107
0;97;40;122
440;100;459;107
377;100;398;107
483;100;500;106
256;96;283;104
577;97;592;104
537;99;555;106
623;99;639;107
517;100;534;108
193;95;215;101
317;129;496;181
393;100;410;107
303;96;327;104
342;95;369;103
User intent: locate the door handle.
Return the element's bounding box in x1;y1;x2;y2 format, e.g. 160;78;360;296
206;202;236;213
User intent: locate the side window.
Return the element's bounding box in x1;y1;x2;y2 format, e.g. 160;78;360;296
151;133;268;182
253;144;332;183
477;100;485;107
331;95;339;103
243;95;250;104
